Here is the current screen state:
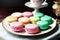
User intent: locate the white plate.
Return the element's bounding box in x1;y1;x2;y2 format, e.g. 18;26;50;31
2;18;56;36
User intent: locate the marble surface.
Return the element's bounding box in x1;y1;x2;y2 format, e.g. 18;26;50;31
0;23;60;40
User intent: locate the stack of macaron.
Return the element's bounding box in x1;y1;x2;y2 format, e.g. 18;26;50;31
5;11;53;34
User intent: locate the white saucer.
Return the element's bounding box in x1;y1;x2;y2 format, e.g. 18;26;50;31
25;2;48;8
2;18;56;36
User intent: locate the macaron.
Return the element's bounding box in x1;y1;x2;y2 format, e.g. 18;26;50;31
18;17;30;24
37;21;49;30
5;16;18;23
41;15;53;25
10;22;24;32
25;24;39;34
11;12;23;18
34;12;44;18
23;12;33;18
30;16;40;24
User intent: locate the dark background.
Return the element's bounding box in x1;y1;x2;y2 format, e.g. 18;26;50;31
0;0;56;17
0;0;60;40
0;0;55;15
0;0;54;8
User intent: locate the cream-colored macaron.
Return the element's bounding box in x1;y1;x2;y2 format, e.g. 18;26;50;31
18;17;30;24
11;12;23;18
5;16;18;23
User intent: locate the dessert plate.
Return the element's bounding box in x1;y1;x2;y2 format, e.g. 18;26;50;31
2;18;56;36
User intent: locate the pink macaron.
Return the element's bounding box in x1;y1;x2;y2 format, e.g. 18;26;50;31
25;24;39;34
23;12;33;18
10;22;24;32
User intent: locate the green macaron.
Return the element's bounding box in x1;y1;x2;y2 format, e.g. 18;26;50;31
33;12;44;18
37;21;49;30
41;15;53;25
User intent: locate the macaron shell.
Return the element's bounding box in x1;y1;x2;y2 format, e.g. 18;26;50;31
30;16;40;22
18;17;30;24
25;27;39;34
5;16;18;23
11;12;23;18
30;16;40;24
25;24;40;34
34;12;44;18
23;12;33;17
10;22;23;32
37;21;49;30
41;15;53;25
10;22;23;27
11;26;23;32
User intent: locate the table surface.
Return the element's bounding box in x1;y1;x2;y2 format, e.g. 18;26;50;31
0;23;60;40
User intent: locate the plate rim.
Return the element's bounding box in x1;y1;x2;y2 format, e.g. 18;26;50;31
2;18;57;36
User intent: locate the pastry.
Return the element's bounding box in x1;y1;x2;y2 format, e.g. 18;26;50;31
30;16;40;24
41;15;53;25
37;21;49;30
10;22;23;32
11;12;23;18
18;17;30;24
34;12;44;18
23;12;33;18
5;16;18;23
25;24;39;34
